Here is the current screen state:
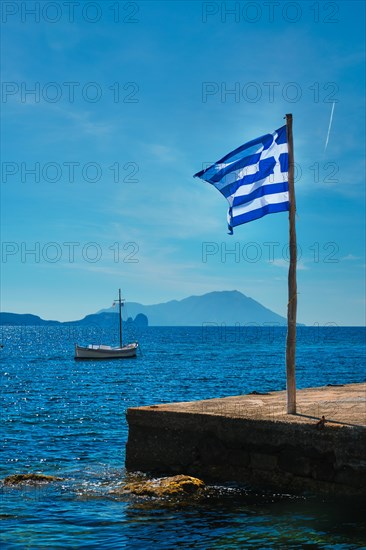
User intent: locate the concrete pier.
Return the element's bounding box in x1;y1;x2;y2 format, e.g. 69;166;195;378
126;383;366;496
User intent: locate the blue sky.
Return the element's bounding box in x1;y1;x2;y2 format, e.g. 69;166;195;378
1;0;365;325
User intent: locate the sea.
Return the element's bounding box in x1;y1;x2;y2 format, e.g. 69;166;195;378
1;325;365;549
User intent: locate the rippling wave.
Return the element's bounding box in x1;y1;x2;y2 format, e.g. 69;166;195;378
1;326;365;547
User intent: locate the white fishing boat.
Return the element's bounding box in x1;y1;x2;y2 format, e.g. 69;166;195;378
74;289;138;360
74;342;138;359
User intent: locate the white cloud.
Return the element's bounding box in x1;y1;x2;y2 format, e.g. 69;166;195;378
341;254;362;261
148;144;177;163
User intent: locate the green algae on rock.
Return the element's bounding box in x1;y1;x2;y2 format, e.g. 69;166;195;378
114;474;205;497
3;473;63;485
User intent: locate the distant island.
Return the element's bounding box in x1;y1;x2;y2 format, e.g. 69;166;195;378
0;311;148;328
0;290;292;327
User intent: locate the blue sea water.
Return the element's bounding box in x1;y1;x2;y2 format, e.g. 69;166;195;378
1;325;365;549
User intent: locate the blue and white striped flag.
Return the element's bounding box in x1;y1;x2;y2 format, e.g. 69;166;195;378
194;125;289;233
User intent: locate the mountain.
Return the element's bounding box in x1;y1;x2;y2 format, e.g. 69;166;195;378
0;311;147;328
64;312;148;328
0;312;60;326
1;291;289;327
100;290;287;326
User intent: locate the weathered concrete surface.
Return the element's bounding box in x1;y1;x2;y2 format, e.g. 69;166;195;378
126;383;366;496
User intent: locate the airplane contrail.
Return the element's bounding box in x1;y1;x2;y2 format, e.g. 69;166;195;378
324;102;335;152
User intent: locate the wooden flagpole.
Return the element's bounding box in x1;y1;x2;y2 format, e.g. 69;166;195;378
285;113;297;414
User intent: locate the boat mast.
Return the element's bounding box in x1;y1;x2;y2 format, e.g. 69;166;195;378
118;288;123;348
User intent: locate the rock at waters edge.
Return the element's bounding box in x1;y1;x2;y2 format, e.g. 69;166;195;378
113;474;205;497
3;473;63;485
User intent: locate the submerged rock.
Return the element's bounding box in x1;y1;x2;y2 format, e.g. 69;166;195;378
3;473;63;485
114;474;205;497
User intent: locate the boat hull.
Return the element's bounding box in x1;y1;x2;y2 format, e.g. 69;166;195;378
74;343;138;360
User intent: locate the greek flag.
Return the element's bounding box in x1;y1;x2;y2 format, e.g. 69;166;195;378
194;125;289;233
